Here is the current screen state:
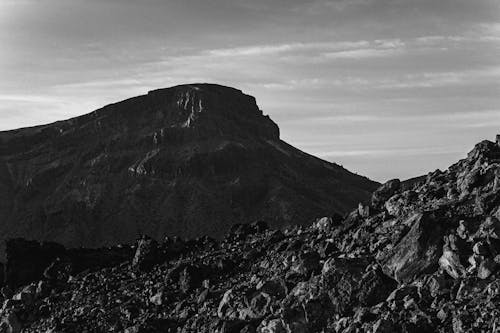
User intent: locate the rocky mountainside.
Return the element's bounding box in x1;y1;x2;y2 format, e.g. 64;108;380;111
1;137;500;332
0;84;378;253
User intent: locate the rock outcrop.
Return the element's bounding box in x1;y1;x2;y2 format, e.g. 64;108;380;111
0;84;378;256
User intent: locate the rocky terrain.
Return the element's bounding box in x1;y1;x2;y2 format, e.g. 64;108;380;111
1;136;500;332
0;84;377;255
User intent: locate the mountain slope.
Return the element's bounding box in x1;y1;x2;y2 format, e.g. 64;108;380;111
2;136;500;332
0;84;378;251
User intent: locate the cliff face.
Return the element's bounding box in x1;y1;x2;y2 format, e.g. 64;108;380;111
0;84;378;252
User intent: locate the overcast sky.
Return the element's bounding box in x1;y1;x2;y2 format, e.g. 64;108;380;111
1;0;499;181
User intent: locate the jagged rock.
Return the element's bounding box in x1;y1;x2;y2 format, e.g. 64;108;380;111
357;267;397;306
12;284;36;306
439;249;466;279
249;291;272;317
358;203;370;218
477;258;496;279
282;277;332;331
218;289;235;319
289;251;320;277
371;179;400;208
131;236;159;272
312;217;337;233
257;319;287;333
386;285;418;304
149;291;163;306
43;258;72;283
381;211;445;283
422;272;449;298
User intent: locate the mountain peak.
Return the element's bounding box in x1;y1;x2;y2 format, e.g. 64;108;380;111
89;83;280;141
0;84;378;255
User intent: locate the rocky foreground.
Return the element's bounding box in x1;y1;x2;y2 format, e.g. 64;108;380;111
1;137;500;332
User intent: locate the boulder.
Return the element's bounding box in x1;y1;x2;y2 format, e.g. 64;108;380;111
477;258;496;279
371;179;401;208
179;265;206;293
381;211;445;283
312;217;336;233
131;236;159;272
439;249;466;279
257;319;287;333
282;277;332;332
289;251;320;277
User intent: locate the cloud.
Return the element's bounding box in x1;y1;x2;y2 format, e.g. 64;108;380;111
316;146;465;158
206;40;372;57
0;94;61;104
378;67;500;89
321;47;403;59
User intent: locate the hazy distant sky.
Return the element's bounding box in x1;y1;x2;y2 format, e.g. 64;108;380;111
1;0;499;181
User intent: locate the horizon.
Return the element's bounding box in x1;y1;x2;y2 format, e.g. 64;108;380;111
1;0;499;182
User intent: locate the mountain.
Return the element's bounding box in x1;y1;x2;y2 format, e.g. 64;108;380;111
1;136;499;332
0;84;378;253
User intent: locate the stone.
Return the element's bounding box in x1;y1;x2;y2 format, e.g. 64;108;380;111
150;291;163;306
477;258;496;279
386;285;418;303
257;319;287;333
197;288;209;304
131;236;159;272
473;241;489;255
290;251;320;277
256;279;287;299
439;249;466;279
357;268;397;307
312;217;335;233
456;220;469;240
218;289;235;319
249;292;272;317
12;284;36;306
371;179;401;208
382;211;445;283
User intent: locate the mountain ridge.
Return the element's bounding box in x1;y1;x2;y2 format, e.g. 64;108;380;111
0;83;378;255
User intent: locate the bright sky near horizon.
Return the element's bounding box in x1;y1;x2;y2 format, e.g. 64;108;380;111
1;0;499;182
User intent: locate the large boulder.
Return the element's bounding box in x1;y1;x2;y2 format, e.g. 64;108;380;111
381;211;445;283
322;258;396;315
131;236;160;272
371;179;401;209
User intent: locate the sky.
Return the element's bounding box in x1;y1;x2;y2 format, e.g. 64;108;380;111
0;0;499;182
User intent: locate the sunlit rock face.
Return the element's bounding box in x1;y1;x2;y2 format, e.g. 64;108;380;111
0;84;378;254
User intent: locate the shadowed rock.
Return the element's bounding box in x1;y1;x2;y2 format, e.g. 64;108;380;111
0;84;378;256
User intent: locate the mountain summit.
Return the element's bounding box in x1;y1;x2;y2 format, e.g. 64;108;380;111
0;84;378;251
